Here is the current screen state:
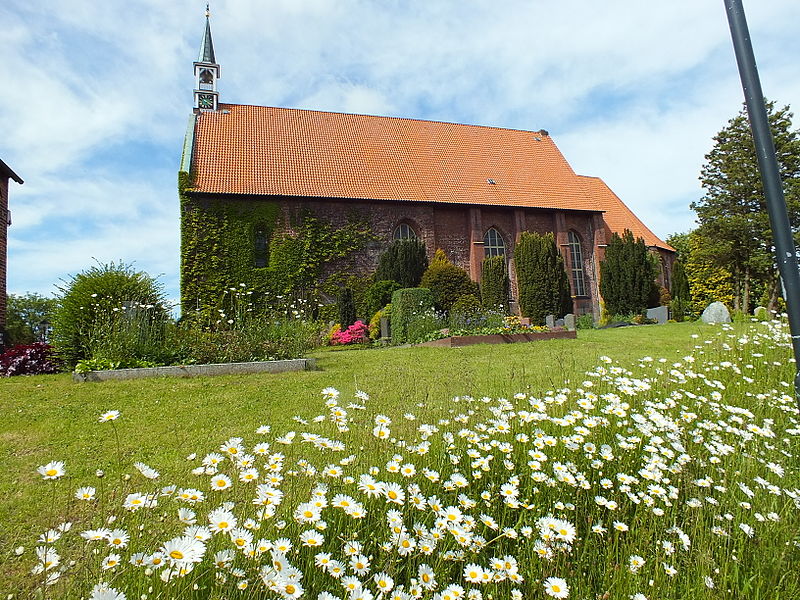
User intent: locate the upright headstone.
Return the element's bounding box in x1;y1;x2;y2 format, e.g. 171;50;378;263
701;301;731;324
564;313;576;331
753;306;768;321
545;315;555;329
380;317;391;339
646;306;669;324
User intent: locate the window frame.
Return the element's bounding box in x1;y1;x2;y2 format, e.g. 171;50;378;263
392;223;418;241
483;227;506;258
567;230;586;297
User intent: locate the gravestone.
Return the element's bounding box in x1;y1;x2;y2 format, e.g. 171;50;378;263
701;301;731;324
564;313;576;331
555;318;565;328
646;306;668;324
753;306;768;321
380;317;391;339
545;315;555;329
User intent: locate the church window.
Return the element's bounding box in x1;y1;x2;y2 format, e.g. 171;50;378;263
567;230;586;296
483;227;505;257
254;226;269;268
393;223;417;240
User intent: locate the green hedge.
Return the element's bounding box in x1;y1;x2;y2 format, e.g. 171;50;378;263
390;288;434;345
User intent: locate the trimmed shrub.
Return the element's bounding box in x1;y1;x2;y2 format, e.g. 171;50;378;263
420;250;479;313
514;232;572;325
51;261;169;368
337;287;357;329
480;256;509;313
365;280;401;318
0;343;62;376
600;229;655;316
375;239;428;288
390;288;434;344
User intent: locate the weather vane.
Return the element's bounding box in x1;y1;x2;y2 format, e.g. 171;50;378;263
205;3;210;18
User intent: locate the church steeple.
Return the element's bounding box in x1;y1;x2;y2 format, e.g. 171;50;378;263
193;4;220;111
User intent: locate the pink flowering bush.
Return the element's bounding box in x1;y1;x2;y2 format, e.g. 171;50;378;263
0;342;62;376
330;320;369;345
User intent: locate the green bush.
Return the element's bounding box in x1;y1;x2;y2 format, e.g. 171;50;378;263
375;239;428;288
600;229;655;316
576;313;595;330
337;287;356;329
365;280;401;318
420;250;479;313
514;232;572;325
390;288;434;344
51;261;169;368
480;256;509;313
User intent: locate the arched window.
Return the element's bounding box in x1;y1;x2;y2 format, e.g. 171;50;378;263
567;230;586;296
393;223;417;241
483;227;505;258
254;227;269;268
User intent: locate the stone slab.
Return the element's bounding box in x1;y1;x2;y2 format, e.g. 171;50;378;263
646;306;669;324
564;314;576;331
418;330;576;347
73;358;317;382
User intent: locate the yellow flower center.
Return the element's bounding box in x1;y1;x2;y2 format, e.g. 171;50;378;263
286;585;296;594
45;469;58;477
235;539;245;546
422;573;431;583
388;491;398;499
218;521;228;529
553;585;561;593
170;550;184;560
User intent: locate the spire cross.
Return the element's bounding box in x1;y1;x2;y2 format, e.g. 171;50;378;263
205;3;210;18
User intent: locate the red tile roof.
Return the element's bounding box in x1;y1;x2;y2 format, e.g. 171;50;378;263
580;176;674;251
189;103;672;250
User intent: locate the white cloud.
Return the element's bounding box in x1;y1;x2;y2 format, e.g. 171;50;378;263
4;0;800;300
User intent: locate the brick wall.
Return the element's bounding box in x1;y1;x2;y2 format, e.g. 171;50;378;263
262;197;603;315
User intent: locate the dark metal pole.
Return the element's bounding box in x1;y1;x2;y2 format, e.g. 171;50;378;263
724;0;800;405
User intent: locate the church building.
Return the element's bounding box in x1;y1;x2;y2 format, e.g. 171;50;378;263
179;11;674;318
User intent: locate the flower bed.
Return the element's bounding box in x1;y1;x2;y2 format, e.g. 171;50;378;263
418;329;576;347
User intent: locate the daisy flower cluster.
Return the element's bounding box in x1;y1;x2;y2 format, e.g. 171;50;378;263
28;317;800;599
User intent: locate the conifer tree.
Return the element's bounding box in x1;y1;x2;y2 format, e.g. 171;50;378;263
480;256;509;313
420;249;478;313
514;232;572;325
599;230;655;317
374;239;428;288
337;287;356;328
669;260;690;321
691;101;800;311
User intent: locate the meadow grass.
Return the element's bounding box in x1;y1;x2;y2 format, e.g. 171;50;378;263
2;321;798;599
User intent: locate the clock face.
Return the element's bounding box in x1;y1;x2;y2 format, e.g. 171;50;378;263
198;94;214;109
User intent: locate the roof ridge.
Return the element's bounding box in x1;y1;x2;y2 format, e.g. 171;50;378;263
217;102;546;135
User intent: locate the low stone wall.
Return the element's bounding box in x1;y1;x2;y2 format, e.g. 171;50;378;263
418;330;576;348
73;358;317;382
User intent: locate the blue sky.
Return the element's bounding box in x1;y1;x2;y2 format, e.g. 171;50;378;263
4;0;800;305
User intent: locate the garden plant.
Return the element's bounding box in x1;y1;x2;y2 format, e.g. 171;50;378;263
7;317;800;599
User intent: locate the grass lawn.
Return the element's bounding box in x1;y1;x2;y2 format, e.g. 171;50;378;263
2;320;798;599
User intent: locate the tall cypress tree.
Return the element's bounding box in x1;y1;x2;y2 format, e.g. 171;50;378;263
338;287;356;328
374;239;428;288
481;256;509;313
669;260;690;321
600;229;655;316
514;232;572;325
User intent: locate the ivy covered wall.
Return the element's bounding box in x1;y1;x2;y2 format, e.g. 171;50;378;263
179;171;374;318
